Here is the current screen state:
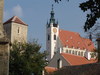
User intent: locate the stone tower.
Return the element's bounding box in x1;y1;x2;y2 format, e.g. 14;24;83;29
0;0;9;75
3;16;28;43
46;5;59;61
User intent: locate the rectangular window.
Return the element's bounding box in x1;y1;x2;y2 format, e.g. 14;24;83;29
48;35;50;40
57;59;62;69
18;27;20;33
54;35;56;40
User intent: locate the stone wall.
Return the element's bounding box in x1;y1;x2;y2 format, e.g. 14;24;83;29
0;42;9;75
0;0;4;38
0;0;9;75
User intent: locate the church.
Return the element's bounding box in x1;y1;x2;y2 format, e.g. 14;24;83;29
44;5;98;74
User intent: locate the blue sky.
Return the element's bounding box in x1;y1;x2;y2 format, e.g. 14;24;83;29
4;0;88;50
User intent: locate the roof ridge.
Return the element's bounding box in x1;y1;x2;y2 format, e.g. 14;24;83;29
59;29;79;34
4;16;27;26
61;53;72;65
15;16;26;24
12;16;16;21
61;53;84;58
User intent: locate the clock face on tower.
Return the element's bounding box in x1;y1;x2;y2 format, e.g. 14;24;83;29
53;28;57;33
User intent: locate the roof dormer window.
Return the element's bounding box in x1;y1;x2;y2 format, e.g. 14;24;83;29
66;40;68;42
66;46;68;48
70;36;72;39
77;47;79;49
73;46;74;49
78;42;80;44
71;46;73;48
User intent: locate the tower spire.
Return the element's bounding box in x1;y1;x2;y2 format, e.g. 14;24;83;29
50;4;55;24
52;4;54;11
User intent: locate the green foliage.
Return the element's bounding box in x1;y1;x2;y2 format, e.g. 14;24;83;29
9;42;47;75
79;0;100;32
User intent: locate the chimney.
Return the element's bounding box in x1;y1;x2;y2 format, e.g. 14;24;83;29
96;38;100;50
89;33;92;41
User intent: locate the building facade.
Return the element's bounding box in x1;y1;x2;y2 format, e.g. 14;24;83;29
3;16;28;43
45;5;97;70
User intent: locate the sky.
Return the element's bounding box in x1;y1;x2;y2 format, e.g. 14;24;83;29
4;0;88;51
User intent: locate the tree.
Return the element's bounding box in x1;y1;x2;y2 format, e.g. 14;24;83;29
9;41;47;75
79;0;100;32
54;0;100;32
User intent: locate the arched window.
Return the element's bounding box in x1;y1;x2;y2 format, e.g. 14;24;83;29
75;51;77;55
78;52;80;56
48;35;50;40
69;50;71;54
72;51;74;54
83;52;85;56
81;52;83;56
66;50;68;53
54;35;56;40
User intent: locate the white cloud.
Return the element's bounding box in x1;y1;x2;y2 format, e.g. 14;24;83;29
12;5;23;17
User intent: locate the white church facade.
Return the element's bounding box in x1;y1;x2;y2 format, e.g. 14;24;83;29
45;5;97;73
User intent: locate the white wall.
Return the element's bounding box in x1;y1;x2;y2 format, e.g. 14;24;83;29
46;23;59;61
63;47;86;57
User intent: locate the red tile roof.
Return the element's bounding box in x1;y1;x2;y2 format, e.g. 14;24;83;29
61;53;97;66
59;29;95;51
4;16;27;26
44;66;57;73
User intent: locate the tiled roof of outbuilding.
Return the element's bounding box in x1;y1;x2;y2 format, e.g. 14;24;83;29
61;53;97;66
44;66;57;73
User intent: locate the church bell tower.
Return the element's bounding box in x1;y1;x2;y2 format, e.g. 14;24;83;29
46;5;59;61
